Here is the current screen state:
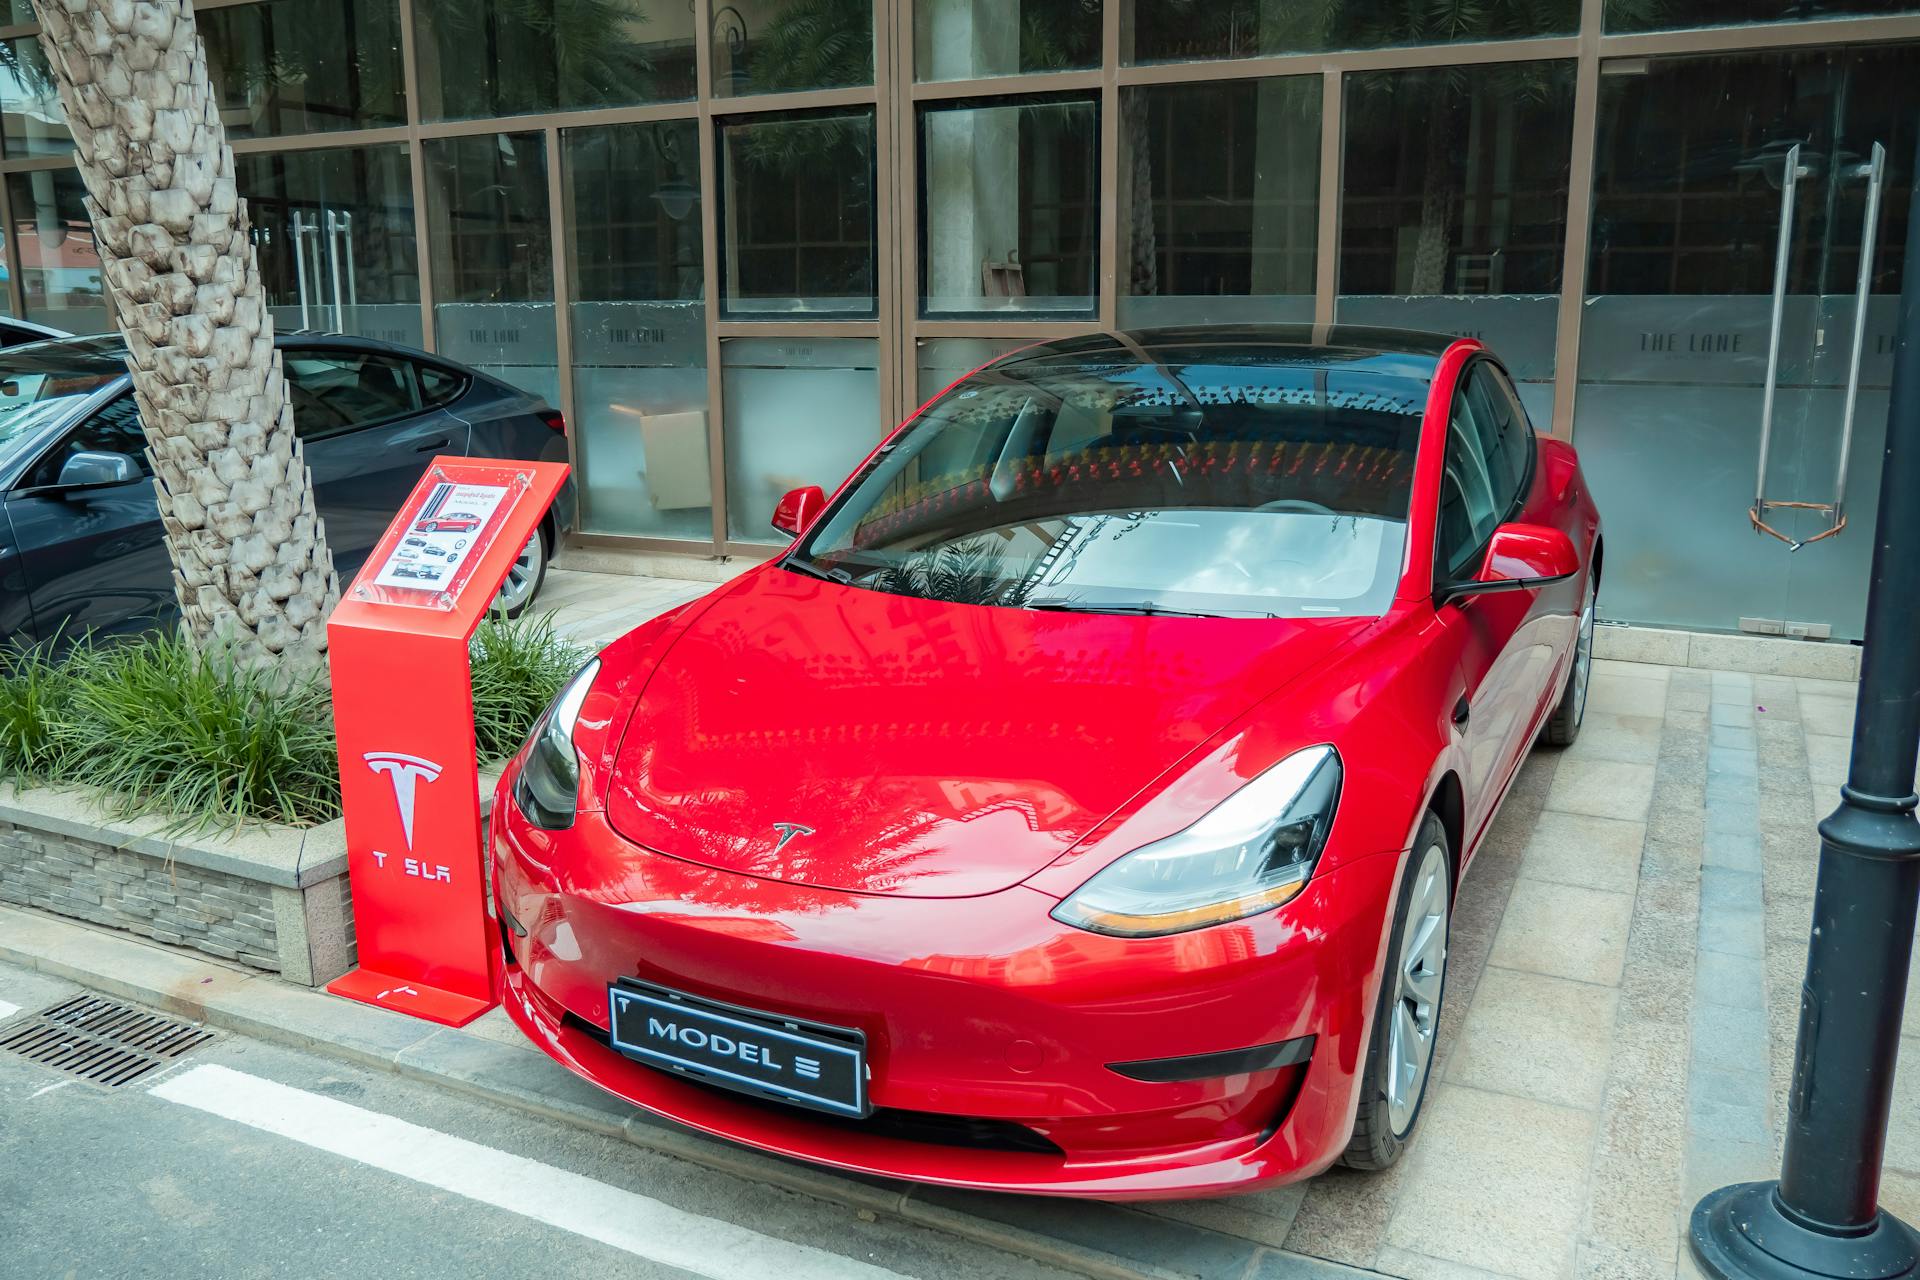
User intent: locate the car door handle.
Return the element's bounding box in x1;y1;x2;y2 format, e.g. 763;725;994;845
1452;695;1471;728
415;436;452;453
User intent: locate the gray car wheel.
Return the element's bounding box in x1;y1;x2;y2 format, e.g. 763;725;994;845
492;525;548;618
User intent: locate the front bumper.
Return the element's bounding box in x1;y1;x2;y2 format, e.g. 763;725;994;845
492;802;1402;1199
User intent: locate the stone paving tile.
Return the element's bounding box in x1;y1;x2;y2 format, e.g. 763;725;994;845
1446;965;1620;1110
1518;812;1646;894
1803;732;1850;788
1701;829;1760;872
1544;760;1656;822
1593;658;1671;683
1587;675;1670;720
1888;1035;1920;1176
1383;1084;1596;1280
1490;878;1634;986
1797;694;1855;738
1562;713;1664;766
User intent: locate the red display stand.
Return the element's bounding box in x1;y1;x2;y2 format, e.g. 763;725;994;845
325;457;570;1027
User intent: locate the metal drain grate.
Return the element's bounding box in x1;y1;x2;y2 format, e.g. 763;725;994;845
0;994;215;1087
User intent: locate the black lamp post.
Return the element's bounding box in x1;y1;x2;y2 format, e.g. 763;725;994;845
1689;137;1920;1280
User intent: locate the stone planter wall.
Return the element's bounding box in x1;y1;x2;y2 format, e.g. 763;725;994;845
0;783;354;986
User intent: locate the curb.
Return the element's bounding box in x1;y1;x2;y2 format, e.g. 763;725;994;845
0;903;1366;1280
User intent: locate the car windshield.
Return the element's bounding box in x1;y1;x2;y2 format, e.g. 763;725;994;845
0;339;128;464
793;345;1429;618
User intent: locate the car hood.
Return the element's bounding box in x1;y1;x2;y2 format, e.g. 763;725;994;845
604;568;1375;898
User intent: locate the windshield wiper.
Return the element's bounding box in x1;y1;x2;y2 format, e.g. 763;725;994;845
1023;599;1226;619
780;556;853;585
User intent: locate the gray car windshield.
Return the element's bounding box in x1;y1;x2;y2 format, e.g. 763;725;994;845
794;347;1429;619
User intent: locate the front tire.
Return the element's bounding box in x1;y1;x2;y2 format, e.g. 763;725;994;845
1342;814;1451;1172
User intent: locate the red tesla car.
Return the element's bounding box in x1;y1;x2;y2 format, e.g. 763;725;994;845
491;326;1601;1199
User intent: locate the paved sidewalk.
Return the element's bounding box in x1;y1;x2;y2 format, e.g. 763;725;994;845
535;565;716;645
7;569;1920;1279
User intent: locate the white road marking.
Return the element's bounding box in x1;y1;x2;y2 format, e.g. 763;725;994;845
0;999;19;1021
28;1080;70;1099
152;1064;910;1280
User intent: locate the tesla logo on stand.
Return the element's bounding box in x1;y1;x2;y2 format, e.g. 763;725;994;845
770;822;815;853
364;751;443;849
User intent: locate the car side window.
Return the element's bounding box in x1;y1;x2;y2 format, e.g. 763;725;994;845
26;393;151;489
1464;362;1532;502
417;363;465;408
1435;378;1502;583
282;349;422;440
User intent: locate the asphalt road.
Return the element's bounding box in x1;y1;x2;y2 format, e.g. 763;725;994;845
0;962;1082;1280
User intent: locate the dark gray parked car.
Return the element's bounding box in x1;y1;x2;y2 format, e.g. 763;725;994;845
0;332;578;649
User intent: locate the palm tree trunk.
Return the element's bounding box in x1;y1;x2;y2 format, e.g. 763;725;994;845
31;0;337;666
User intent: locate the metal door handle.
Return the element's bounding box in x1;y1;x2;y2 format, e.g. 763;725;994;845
291;209;312;331
1752;142;1802;528
1833;141;1886;525
415;437;452;453
1749;142;1885;552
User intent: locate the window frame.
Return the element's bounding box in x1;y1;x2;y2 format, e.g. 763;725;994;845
280;345;428;442
18;389;152;493
1432;355;1537;593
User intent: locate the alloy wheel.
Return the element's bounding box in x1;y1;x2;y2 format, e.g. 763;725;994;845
1572;582;1597;726
1385;842;1449;1136
495;531;544;614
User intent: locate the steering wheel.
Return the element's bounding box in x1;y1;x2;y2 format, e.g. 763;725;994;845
1256;498;1339;516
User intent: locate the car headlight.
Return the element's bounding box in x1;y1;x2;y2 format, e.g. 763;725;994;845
511;657;600;830
1051;746;1342;938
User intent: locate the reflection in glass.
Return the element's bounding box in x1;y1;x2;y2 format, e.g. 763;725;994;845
712;0;873;98
1588;47;1917;300
6;170;105;333
1119;78;1318;328
1337;61;1574;399
237;145;421;347
919;97;1097;318
424;134;557;403
1606;0;1915;32
1573;44;1920;639
723;338;879;544
1124;0;1575;64
565;122;712;541
799;350;1427;618
0;38;70;158
200;0;404;138
916;338;1030;404
415;0;696;120
720;111;876;316
914;0;1100;82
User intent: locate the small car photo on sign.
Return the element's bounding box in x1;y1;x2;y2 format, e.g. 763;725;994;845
371;481;510;591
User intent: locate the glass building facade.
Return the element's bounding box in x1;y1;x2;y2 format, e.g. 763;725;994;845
0;0;1914;638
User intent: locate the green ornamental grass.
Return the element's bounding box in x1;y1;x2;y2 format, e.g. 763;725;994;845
0;612;590;830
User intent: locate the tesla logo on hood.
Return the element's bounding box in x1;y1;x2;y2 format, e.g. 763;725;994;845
364;751;443;850
770;822;815;852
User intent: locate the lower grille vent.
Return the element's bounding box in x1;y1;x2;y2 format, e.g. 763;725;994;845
566;1013;1063;1155
0;994;216;1087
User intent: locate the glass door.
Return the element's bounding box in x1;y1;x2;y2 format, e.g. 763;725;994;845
1574;44;1920;641
242;143;424;350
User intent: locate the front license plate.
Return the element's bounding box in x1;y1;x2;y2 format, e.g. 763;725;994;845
607;980;869;1119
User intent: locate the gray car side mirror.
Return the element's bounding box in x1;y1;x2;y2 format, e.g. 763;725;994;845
56;450;141;490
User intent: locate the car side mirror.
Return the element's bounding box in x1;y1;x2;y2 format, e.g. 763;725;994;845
771;484;826;538
1444;522;1579;602
55;450;140;492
